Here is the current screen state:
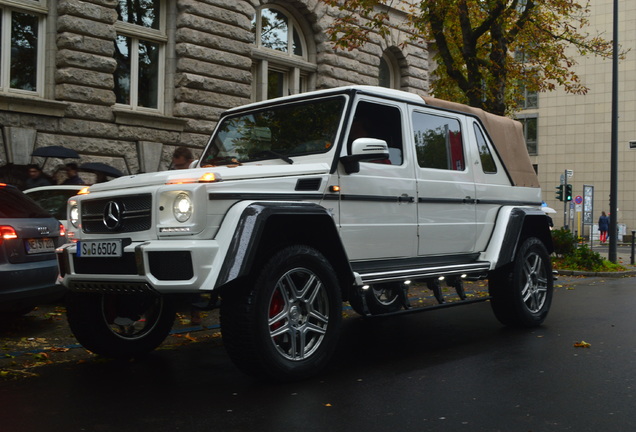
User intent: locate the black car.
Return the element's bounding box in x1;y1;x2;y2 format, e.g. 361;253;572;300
0;183;66;314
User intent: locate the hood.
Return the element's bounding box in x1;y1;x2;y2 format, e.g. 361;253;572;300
87;163;332;193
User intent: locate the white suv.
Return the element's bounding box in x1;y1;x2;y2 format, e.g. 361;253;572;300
57;86;553;380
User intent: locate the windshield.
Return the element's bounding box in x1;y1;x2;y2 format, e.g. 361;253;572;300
201;96;346;166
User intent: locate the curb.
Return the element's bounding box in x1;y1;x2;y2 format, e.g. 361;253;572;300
556;269;636;278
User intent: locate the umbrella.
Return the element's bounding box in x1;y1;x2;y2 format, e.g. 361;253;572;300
541;206;557;214
32;146;80;159
79;162;124;178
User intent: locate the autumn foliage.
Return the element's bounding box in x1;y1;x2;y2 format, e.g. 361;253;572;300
322;0;615;115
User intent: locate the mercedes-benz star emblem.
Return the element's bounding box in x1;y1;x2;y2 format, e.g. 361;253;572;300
103;201;122;230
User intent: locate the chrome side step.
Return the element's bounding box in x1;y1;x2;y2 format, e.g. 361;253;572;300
357;262;491;285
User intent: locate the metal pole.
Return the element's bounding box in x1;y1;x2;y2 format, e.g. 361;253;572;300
631;230;635;265
563;169;568;230
608;0;619;262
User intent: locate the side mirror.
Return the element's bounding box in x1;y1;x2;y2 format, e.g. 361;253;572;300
340;138;390;174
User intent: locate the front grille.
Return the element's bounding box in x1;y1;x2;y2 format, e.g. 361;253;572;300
82;194;152;233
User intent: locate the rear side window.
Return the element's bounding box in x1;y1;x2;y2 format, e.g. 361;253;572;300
0;187;50;218
474;123;497;174
413;111;465;171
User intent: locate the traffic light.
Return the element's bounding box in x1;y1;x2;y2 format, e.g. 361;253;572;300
556;184;563;201
565;184;572;201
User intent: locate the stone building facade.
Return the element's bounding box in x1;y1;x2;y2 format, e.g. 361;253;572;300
0;0;429;186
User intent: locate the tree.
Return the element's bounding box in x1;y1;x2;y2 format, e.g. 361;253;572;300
322;0;615;115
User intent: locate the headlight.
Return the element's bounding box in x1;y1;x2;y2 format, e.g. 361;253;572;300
69;201;80;228
173;193;193;222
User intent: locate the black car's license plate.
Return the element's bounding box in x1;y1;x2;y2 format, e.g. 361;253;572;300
25;238;55;254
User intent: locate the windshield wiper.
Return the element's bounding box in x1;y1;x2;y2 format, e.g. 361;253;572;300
253;150;294;164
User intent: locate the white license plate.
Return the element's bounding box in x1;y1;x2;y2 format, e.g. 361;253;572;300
25;238;55;254
77;240;122;258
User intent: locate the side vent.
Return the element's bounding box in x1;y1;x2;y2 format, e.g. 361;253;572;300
295;178;322;191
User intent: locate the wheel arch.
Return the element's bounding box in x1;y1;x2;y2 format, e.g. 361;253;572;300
494;207;554;269
216;202;354;299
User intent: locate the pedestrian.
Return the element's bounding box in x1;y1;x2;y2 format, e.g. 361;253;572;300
25;164;52;189
62;163;86;185
598;211;609;243
171;146;194;170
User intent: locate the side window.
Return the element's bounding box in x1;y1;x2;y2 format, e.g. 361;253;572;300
0;2;47;95
413;111;465;171
349;101;403;165
473;123;497;174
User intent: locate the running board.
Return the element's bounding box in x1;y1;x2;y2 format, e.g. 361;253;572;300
356;262;491;285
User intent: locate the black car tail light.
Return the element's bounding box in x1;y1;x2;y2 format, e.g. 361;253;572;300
0;225;18;245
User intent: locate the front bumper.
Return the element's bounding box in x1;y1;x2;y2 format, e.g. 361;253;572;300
56;239;221;294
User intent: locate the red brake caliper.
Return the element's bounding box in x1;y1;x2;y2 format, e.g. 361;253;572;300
269;289;284;337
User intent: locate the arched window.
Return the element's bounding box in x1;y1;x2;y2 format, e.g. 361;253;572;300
252;6;315;101
379;52;400;89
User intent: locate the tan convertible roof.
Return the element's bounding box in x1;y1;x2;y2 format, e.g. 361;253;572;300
422;97;540;188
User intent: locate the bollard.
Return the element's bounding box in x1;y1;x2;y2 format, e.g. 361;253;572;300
631;231;635;265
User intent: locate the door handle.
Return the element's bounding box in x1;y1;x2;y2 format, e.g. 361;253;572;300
398;194;415;203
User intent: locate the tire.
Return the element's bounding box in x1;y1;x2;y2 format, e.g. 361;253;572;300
489;237;553;327
349;282;404;315
220;245;342;381
66;291;177;359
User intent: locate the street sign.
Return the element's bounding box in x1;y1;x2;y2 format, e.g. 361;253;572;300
574;195;583;204
567;170;573;177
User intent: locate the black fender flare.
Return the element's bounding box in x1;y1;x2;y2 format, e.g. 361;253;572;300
215;202;354;297
495;207;554;269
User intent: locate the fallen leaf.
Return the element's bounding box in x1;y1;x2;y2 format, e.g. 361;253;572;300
33;352;50;361
574;341;591;348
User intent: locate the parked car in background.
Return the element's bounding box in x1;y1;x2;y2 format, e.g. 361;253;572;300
25;185;86;231
0;183;67;314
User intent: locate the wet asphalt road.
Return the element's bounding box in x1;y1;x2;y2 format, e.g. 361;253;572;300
1;275;635;432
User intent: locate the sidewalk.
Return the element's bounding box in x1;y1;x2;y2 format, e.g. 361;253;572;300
557;243;636;277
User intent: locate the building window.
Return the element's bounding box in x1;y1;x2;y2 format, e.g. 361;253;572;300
252;6;315;101
0;1;46;95
114;0;165;111
379;52;400;89
518;116;538;155
518;81;538;109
